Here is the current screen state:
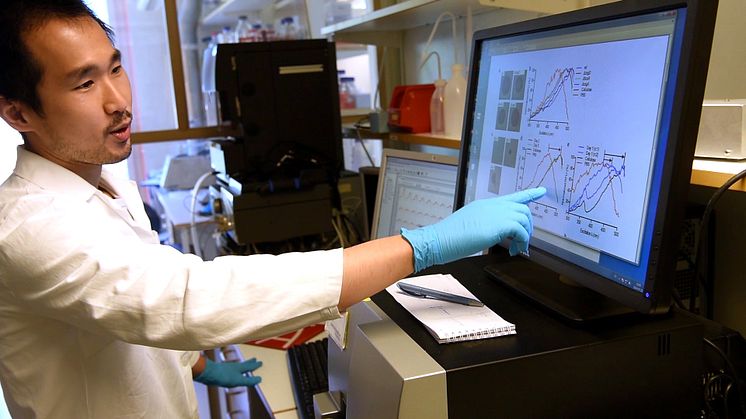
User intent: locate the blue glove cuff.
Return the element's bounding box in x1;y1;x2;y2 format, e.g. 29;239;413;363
194;358;220;386
401;226;443;273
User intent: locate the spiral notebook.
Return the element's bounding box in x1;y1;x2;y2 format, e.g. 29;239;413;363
386;274;516;344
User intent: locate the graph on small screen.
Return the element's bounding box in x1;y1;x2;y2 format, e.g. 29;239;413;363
372;151;458;240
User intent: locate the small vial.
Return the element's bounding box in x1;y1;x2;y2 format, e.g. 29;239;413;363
339;77;357;109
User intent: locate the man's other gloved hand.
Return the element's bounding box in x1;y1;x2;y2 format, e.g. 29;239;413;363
401;187;546;272
194;358;263;388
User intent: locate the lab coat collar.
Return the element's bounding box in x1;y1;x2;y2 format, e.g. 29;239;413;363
13;146;98;201
99;165;154;229
13;146;155;234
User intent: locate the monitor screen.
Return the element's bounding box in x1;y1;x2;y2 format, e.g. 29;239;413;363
372;149;458;240
456;0;717;320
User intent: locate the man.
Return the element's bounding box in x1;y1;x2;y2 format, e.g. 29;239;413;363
0;1;544;417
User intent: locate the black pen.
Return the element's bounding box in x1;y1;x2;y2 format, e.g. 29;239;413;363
397;282;484;307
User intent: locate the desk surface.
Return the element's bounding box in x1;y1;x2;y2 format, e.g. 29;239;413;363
237;344;299;419
371;254;701;371
692;158;746;191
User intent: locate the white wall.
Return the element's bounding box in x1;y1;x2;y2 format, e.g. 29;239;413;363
0;385;9;419
403;9;542;86
0;120;22;184
703;0;746;100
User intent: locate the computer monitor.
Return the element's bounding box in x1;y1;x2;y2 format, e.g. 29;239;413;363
371;149;458;240
455;0;718;321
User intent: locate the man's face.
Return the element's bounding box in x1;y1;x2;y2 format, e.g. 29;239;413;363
22;16;133;168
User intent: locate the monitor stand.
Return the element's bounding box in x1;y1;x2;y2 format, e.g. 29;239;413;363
484;258;635;322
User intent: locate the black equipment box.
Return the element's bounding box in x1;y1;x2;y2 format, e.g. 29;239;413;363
367;255;706;418
214;39;342;174
217;182;332;245
211;40;342;245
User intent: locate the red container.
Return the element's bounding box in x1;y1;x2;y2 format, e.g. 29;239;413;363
387;84;435;133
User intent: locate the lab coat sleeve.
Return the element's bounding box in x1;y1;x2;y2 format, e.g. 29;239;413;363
0;194;344;350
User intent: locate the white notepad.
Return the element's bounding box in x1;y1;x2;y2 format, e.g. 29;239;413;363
386;274;516;344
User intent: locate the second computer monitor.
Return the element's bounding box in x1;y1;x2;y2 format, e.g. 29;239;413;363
370;149;458;240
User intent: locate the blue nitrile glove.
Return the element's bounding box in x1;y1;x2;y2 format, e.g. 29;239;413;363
194;358;263;388
401;187;546;272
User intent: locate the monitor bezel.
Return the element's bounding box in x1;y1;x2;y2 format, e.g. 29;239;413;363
454;0;718;315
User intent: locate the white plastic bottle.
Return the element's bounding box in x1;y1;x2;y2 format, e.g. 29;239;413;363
444;64;467;138
430;79;447;135
283;16;300;39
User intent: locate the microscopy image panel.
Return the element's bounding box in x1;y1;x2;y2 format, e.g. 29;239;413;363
511;71;527;100
492;137;506;165
496;102;510;131
508;102;523;132
488;165;503;194
499;71;514;100
503;138;519;168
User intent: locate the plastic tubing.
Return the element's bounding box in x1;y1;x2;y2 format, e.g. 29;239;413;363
418;50;442;81
420;11;458;68
190;170;216;259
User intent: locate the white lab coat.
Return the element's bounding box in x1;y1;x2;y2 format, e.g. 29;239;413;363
0;147;343;418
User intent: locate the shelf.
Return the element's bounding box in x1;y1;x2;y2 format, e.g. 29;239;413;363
388;132;461;149
202;0;271;27
320;0;589;36
342;123;461;149
199;0;304;27
341;108;372;119
691;159;746;192
321;0;491;35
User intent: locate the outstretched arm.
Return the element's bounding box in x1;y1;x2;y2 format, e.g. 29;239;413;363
337;187;546;312
339;235;414;311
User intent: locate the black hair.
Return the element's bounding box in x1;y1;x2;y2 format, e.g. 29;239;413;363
0;0;114;115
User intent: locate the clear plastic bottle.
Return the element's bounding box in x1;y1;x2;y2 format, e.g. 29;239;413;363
430;79;447;135
200;34;219;125
220;26;234;43
235;16;252;43
280;17;299;40
339;76;357;109
252;23;263;42
264;23;276;42
444;64;467;138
